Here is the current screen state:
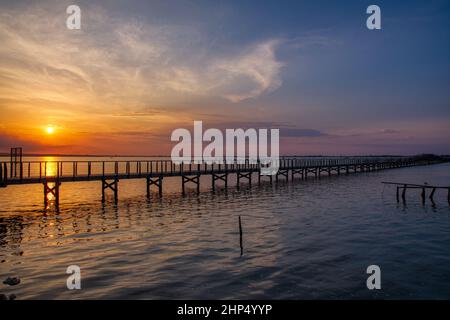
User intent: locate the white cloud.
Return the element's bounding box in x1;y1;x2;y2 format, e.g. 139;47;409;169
210;40;283;102
0;4;284;109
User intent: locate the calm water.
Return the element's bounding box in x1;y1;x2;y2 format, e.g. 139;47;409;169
1;157;450;299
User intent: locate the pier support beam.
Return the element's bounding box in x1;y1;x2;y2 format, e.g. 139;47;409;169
44;181;61;209
182;175;200;194
237;172;252;188
146;176;163;197
291;169;303;180
384;182;450;205
102;178;118;202
305;168;314;180
402;184;407;202
0;162;7;187
212;173;228;191
276;169;288;182
429;188;436;203
421;187;426;205
258;172;273;185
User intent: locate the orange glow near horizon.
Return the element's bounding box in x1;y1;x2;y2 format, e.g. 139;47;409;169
0;4;449;156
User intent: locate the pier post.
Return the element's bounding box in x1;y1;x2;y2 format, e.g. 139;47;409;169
146;176;163;198
212;173;228;191
429;188;436;203
237;172;252;188
182;175;200;195
238;215;243;256
291;169;303;180
421;187;426;205
402;184;407;202
258;174;273;185
43;181;61;210
0;163;7;187
102;178;118;203
276;170;288;182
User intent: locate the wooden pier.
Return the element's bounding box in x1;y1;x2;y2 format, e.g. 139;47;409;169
0;156;448;209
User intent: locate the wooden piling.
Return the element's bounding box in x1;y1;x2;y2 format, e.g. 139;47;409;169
43;181;61;210
182;175;200;194
429;188;436;202
237;172;252;188
421;187;425;205
146;176;163;197
384;182;450;205
238;215;243;256
102;178;118;203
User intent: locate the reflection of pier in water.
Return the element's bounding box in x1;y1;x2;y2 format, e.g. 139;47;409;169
1;155;449;210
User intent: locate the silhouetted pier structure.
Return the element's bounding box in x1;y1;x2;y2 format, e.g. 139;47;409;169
382;182;450;205
0;156;448;209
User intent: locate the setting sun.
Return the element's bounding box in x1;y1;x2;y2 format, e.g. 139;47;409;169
46;126;55;135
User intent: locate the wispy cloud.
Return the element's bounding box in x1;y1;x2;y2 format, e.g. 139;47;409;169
0;4;284;109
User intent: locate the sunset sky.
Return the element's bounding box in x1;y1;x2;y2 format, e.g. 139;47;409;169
0;0;449;155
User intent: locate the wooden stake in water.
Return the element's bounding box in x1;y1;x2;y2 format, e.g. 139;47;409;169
239;215;243;256
448;188;450;206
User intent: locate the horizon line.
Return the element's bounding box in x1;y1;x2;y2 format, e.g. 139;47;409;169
1;152;448;158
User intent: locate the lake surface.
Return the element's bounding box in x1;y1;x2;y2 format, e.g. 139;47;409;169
1;157;450;299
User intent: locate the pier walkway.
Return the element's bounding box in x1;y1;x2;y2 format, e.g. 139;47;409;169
0;156;447;208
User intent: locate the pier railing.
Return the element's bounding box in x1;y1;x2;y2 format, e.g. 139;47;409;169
0;156;436;185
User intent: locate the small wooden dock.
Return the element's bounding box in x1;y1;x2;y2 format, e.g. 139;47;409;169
382;182;450;205
0;156;448;209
